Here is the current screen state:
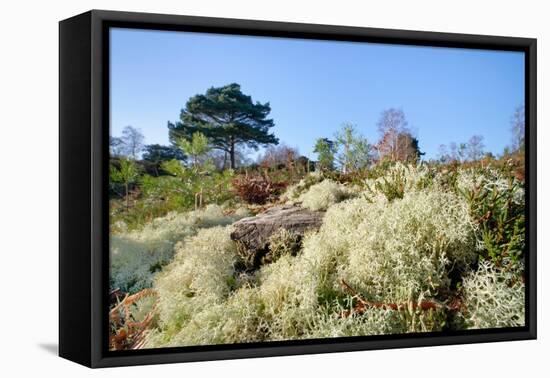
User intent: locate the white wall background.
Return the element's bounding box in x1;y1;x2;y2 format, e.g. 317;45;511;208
0;0;547;375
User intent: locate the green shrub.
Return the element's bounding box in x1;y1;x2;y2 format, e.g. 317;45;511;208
110;168;236;231
455;168;525;266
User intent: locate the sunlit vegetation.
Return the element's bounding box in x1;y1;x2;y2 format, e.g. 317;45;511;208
108;83;526;350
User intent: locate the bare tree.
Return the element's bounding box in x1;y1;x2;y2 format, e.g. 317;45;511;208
110;136;125;157
511;105;525;152
449;142;459;162
258;144;299;170
376;108;409;162
467;135;485;161
457;142;468;162
210;146;252;170
376;109;421;162
121;125;144;159
438;144;450;163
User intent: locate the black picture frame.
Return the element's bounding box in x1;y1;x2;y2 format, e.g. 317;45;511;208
59;9;537;368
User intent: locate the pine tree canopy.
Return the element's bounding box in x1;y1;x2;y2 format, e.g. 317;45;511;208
168;83;279;168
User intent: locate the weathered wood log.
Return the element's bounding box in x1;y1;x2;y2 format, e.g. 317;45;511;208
230;204;324;268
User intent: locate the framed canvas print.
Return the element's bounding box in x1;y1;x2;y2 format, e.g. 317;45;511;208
59;10;537;368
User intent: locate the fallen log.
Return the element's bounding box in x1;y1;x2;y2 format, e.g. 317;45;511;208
231;204;324;269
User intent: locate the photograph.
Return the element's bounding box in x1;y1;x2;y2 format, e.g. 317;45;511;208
107;27;527;351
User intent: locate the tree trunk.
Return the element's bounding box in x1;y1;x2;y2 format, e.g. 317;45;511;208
125;182;129;210
229;137;236;169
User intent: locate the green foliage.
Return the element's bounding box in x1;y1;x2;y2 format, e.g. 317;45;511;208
143;144;186;163
334;123;373;173
110;158;140;208
139;174;194;216
142;144;186;175
161;159;188;179
161;136;227;206
110;159;236;230
455;168;525;266
110;158;140;185
168;83;278;169
313;138;336;172
175;132;210;169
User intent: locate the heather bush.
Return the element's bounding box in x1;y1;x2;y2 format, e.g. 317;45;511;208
110;205;249;293
232;174;287;204
460;261;525;329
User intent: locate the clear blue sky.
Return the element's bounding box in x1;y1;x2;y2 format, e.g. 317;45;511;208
110;28;524;160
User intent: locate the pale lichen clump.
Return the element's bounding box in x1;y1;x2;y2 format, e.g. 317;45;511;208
338;190;477;303
455;168;525;206
110;205;249;293
281;171;324;202
305;307;408;338
273;186;477;332
146;182;480;347
461;261;525;329
149;226;239;345
263;228;302;264
140;165;524;347
363;162;433;202
298;179;354;211
289;188;477;332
